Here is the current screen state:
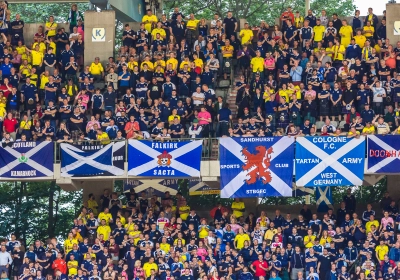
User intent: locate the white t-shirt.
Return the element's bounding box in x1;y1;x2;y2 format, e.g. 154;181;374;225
192;92;205;106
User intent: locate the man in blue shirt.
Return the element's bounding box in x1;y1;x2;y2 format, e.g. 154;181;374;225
0;57;12;79
217;103;232;137
44;47;56;75
20;77;38;114
44;76;57;106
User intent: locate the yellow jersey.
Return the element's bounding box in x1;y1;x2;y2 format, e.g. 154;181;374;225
179;61;190;71
48;41;57;54
141;61;154;71
31;50;43;66
289;86;301;100
27;73;38;86
89;62;104;75
142;15;158;32
231;201;245;218
304;235;316;248
87;199;98;216
160;243;171;253
97;225;111;241
250;57;264;73
193;58;203;69
67;260;78;275
46;21;57;37
166;58;178;70
40;75;49;90
279;89;291;102
128;61;139;71
130;230;142;245
179;205;190;220
333;45;345;61
362;126;375;135
234;233;250;249
354;35;366;48
313;25;325;42
186;19;200;30
198;225;210;239
151;28;166;40
98;212;113;224
222;45;234;58
33;42;47;54
16;46;28;60
339;25;353;45
239;29;253;45
375;245;389;261
365;220;379;233
143;263;158;277
363;26;374;38
97;132;110;144
64;238;78;254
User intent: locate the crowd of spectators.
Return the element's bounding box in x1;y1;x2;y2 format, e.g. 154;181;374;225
1;189;400;280
0;3;399;142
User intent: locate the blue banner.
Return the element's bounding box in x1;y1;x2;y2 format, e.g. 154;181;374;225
124;179;179;196
295;136;365;187
316;186;333;212
219;137;294;198
0;141;53;178
189;179;220;195
128;140;202;177
367;135;400;173
60;142;125;177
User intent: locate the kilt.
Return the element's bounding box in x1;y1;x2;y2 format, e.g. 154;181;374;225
394;91;400;103
290;112;302;126
373;102;384;115
331;103;341;116
342;105;351;114
319;101;330;117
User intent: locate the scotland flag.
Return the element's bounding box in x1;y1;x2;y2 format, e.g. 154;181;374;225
219;137;294;198
316;186;333;212
0;141;54;178
128;140;203;177
124;179;179;196
60;142;125;177
367;135;400;173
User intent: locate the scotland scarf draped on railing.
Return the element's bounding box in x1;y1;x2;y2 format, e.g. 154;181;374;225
127;140;203;177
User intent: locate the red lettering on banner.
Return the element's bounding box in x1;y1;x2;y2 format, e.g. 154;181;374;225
369;149;400;157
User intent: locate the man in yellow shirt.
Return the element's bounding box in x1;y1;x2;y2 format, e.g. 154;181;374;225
142;9;157;33
234;228;250;249
151;21;166;40
221;38;234;79
166;53;178;71
363;21;374;40
45;16;57;38
339;20;353;47
97;219;111;241
89;57;104;82
250;50;264;79
26;44;43;68
231;198;245;218
143;257;158;277
179;201;190;221
239;23;253;45
365;215;379;233
313;19;325;46
375;239;388;261
362;121;375;135
96;128;111;144
98;208;113;225
67;255;78;275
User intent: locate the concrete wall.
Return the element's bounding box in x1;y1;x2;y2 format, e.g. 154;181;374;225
386;3;400;46
84;10;116;67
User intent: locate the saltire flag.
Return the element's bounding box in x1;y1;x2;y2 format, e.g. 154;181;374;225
292;183;315;197
316;186;333;212
295;136;365;187
0;141;53;178
367;135;400;173
128;140;203;177
60;142;125;177
189;179;220;195
124;179;179;197
219;137;294;198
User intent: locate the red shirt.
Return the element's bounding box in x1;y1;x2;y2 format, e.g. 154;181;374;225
3;118;17;133
252;259;268;277
0;84;12;98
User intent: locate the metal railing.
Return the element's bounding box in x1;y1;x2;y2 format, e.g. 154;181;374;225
53;137;220;163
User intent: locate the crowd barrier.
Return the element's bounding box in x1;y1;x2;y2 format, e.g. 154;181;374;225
0;136;397;195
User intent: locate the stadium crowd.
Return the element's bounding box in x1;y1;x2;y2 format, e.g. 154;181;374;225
1;189;400;280
0;2;398;143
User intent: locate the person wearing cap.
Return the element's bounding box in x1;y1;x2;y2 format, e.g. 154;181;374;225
239;23;253;46
188;118;203;138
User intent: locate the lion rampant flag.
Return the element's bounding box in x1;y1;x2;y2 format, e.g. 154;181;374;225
219;137;295;198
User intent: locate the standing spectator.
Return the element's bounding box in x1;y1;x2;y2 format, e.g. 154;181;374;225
67;4;84;33
343;188;356;215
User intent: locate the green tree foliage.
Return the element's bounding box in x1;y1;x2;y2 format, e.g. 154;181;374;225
0;181;82;244
8;3;89;23
164;0;355;25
